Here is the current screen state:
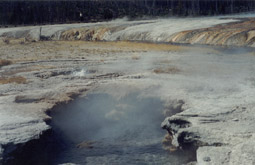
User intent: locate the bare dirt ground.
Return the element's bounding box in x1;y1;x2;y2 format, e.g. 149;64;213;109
1;39;255;164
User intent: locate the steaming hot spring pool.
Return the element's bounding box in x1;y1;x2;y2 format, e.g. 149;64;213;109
47;92;196;164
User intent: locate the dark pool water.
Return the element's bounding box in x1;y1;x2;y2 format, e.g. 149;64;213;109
50;93;195;165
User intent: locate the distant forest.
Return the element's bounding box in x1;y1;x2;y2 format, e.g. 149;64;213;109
1;0;255;26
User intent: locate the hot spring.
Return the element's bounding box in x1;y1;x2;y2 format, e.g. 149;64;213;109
48;92;196;165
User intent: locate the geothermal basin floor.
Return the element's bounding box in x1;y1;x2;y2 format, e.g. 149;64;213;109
1;40;255;164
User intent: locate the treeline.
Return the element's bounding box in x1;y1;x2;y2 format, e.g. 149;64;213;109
1;0;255;26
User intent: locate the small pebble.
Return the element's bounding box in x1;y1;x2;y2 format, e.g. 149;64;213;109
203;156;211;162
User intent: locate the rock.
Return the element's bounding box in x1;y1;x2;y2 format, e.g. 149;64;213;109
169;19;255;47
228;139;255;165
203;156;211;162
76;141;95;149
162;104;255;164
196;146;231;165
232;118;239;121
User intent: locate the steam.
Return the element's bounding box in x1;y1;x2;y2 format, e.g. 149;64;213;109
51;91;196;164
52;92;165;144
108;16;129;23
73;69;87;77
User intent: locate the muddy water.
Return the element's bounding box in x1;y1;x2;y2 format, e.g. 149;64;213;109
50;93;195;165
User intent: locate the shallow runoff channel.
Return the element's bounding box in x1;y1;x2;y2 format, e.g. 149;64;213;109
48;92;195;165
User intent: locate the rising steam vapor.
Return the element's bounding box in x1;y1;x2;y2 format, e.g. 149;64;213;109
52;93;164;143
50;92;195;164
